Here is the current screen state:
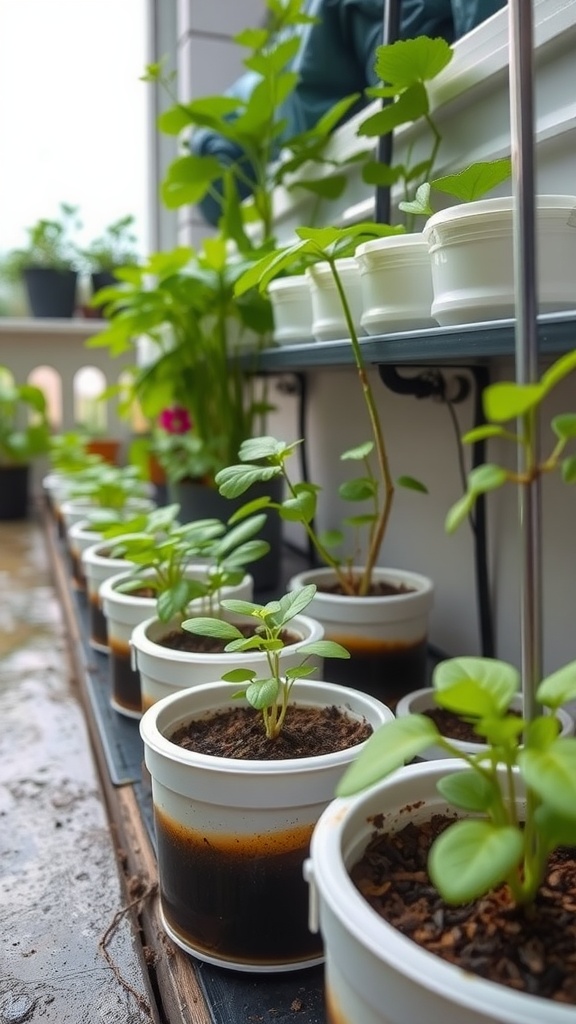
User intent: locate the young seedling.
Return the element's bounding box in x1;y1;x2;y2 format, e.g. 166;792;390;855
113;512;270;621
338;654;576;906
182;584;350;739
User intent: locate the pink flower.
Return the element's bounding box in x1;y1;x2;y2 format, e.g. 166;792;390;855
158;406;192;435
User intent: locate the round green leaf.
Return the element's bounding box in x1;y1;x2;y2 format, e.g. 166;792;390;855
429;820;524;904
336;715;440;796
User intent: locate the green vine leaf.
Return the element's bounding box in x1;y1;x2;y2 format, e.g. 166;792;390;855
429;820;524;904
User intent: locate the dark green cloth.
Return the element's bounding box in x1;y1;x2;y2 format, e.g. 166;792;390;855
192;0;506;224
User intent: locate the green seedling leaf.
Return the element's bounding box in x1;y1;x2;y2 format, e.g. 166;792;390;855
519;739;576;818
339;477;376;502
221;668;256;683
524;714;560;750
483;382;544;422
398;182;433;218
534;805;576;850
429;820;524;904
246;677;279;710
336;715;440;796
358;82;429;137
299;640;350;659
562;456;576;484
478;714;526;746
182;617;244;640
397;475;428;493
552;414;576;440
431;158;512;203
374;36;453;89
275;584;317;623
444;492;474;534
467;463;509;495
462;424;509;444
436;771;498;812
540;349;576;392
537;659;576;708
219;598;260;616
280;489;316;523
216;464;279;499
341;441;374;460
434;657;520;713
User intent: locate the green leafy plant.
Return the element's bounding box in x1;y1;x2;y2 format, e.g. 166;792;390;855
143;0;365;246
81;214;139;274
0;367;51;466
232;224;428;596
445;349;576;533
112;512;270;622
65;461;149;510
338;654;576;906
228;33;512;596
88;240;274;483
182;584;350;738
337;338;576;909
0;203;81;281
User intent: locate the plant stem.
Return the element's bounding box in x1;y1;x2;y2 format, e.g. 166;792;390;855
329;259;394;595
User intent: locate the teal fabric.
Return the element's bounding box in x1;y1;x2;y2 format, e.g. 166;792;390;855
192;0;506;225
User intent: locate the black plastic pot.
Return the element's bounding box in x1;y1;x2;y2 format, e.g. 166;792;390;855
0;465;30;520
23;267;78;318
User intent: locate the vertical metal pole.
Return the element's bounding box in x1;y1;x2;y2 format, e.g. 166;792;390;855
375;0;401;223
508;0;542;718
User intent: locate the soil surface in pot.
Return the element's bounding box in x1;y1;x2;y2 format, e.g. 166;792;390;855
170;704;372;760
352;814;576;1004
422;706;521;744
319;577;414;598
158;624;299;654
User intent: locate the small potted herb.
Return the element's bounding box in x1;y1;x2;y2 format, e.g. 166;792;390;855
0;203;81;317
102;511;268;716
139;582;393;970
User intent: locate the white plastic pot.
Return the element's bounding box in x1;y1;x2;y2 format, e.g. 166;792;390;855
306;258;364;342
355;233;435;335
131;610;325;712
99;568;253;719
268;274;314;345
140;679;394;971
67;518;104;590
306;758;574;1024
60;495;155;537
288;567;434;707
81;539;139;652
395;686;575;760
423;195;576;326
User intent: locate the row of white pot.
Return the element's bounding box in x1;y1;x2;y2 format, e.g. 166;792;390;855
269;195;576;343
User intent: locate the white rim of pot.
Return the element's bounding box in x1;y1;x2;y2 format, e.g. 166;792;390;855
131;609;324;669
355;231;429;260
395;686;575;756
289;566;434;622
140;678;394;780
307;758;574;1024
424;193;576;232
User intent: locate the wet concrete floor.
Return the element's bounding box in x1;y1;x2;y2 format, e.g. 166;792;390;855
0;515;152;1023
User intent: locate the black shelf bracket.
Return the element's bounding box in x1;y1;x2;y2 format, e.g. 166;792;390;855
378;365;471;404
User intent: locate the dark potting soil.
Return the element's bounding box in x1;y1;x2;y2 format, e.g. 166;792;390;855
157;624;300;654
351;813;576;1004
318;576;414;598
422;707;522;743
170;704;372;760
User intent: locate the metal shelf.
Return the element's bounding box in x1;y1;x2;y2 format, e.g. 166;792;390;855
248;310;576;371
